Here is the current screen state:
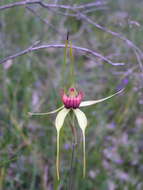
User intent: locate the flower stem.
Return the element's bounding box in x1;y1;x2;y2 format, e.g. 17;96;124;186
68;139;76;190
82;131;86;178
68;114;77;190
56;132;60;181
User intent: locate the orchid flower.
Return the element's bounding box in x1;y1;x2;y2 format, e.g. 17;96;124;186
28;87;124;180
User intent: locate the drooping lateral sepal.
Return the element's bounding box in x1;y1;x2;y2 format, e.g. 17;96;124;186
55;108;70;180
73;108;87;177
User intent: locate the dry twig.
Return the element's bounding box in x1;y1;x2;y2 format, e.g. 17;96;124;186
0;0;106;11
78;13;143;72
0;43;125;66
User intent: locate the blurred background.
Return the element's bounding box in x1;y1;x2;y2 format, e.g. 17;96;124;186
0;0;143;189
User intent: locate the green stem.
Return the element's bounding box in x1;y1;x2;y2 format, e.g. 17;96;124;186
82;131;86;178
56;131;60;181
69;138;76;190
68;113;77;190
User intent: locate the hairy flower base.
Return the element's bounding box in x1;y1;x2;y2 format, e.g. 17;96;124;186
28;88;124;180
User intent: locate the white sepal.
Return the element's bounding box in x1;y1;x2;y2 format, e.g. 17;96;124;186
74;108;87;177
73;109;87;132
55;108;70;132
79;88;124;107
55;108;70;180
28;105;64;116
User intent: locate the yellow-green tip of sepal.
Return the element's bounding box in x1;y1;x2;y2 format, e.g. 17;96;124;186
73;109;87;178
55;108;70;180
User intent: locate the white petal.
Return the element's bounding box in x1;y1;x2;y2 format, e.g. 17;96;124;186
73;109;87;132
73;109;87;177
55;108;70;131
28;105;64;116
55;108;70;180
79;88;124;107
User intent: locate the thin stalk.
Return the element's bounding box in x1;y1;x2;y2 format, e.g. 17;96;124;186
56;132;60;181
68;114;77;190
82;131;86;178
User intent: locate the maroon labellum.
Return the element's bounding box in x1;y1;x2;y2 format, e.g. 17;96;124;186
61;88;83;109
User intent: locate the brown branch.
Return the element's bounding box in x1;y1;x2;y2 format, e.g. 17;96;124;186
0;0;40;10
81;6;108;14
0;0;106;11
0;43;125;66
78;13;143;71
79;13;143;55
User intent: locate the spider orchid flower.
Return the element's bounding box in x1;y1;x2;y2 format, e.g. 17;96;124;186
28;87;124;180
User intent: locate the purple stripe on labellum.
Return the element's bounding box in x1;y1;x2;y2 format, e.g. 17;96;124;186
66;97;70;108
73;98;78;109
61;88;83;109
70;98;74;108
